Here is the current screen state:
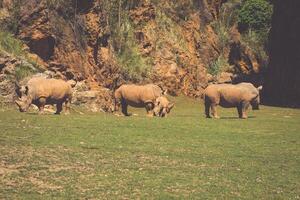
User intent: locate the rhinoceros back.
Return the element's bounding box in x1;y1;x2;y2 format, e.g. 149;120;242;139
27;78;72;100
115;84;163;106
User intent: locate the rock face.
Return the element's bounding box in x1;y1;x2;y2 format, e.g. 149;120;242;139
17;0;120;89
263;0;300;107
14;0;214;97
0;0;269;106
0;51;42;103
72;81;114;113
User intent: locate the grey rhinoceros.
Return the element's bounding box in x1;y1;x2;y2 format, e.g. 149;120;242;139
15;77;74;114
114;84;173;117
153;96;174;117
203;82;262;119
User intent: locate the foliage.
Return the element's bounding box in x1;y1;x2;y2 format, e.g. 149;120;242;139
45;0;88;53
1;97;300;198
211;0;271;75
212;0;241;52
46;0;73;17
14;63;37;81
154;9;188;52
238;0;273;32
0;0;22;33
0;31;24;56
115;18;151;82
227;0;272;71
212;21;230;52
208;55;230;76
219;0;242;28
102;0;152;81
0;31;43;80
241;29;269;68
151;0;199;21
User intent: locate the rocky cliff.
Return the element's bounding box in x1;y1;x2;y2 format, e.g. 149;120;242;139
0;0;267;103
263;0;300;107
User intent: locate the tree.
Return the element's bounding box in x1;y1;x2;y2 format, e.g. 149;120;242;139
238;0;273;32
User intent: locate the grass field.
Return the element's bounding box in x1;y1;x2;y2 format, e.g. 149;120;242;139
0;96;299;199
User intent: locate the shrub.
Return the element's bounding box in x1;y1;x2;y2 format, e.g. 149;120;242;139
115;19;151;82
155;9;188;52
241;29;268;68
14;63;38;81
46;0;73;15
238;0;273;32
208;56;230;76
0;0;22;33
0;31;24;56
212;0;241;51
212;21;230;51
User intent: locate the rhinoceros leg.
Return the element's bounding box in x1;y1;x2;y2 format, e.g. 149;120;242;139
145;102;154;117
55;102;63;115
65;99;71;115
211;104;220;119
121;101;130;116
38;97;46;114
237;105;243;118
205;100;211;118
241;101;250;119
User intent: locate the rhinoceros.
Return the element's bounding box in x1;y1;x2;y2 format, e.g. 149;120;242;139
153;96;174;117
203;82;262;119
114;84;171;117
15;77;74;114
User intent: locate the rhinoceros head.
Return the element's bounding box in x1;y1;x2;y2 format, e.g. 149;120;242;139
251;86;263;110
15;83;29;98
153;96;174;117
15;96;32;112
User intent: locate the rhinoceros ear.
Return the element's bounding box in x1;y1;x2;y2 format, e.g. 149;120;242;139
257;86;263;91
24;86;29;95
15;82;22;97
15;82;21;89
162;89;168;95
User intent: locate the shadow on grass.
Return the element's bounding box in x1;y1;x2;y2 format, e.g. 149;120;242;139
220;116;256;119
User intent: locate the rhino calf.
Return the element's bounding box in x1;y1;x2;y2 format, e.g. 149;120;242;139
114;84;172;117
15;77;74;114
153;96;174;117
203;82;262;119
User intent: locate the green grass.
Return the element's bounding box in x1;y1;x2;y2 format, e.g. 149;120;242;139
0;96;300;199
0;31;25;56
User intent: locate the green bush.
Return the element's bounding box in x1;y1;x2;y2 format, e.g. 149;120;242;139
0;0;22;33
212;21;230;51
155;9;188;52
115;19;151;82
46;0;73;15
241;29;268;68
212;0;241;51
14;63;38;81
208;56;230;76
238;0;273;32
0;31;24;56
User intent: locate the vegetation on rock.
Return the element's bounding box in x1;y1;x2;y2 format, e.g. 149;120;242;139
0;31;24;56
0;0;273;95
238;0;273;32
